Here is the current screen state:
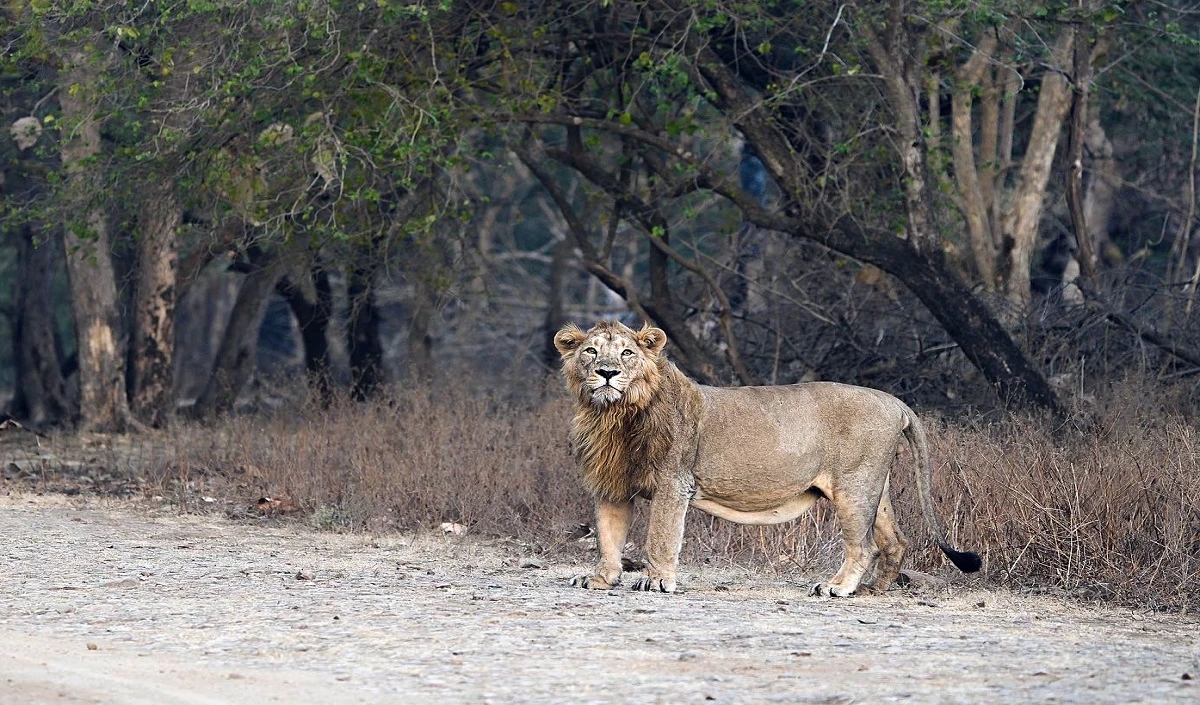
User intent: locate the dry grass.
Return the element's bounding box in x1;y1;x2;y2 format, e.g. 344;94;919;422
933;406;1200;609
158;375;1200;610
173;380;589;543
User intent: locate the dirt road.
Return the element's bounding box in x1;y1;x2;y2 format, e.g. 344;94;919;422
1;494;1196;704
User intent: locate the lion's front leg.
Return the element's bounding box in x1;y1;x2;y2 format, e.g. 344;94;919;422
632;493;689;593
571;499;633;590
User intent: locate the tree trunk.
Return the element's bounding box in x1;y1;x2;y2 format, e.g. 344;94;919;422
862;26;940;253
832;222;1062;414
279;267;335;404
1082;116;1119;263
542;235;570;368
1064;12;1097;296
408;279;435;382
950;36;999;288
129;179;180;426
1001;31;1074;311
192;249;281;418
347;268;384;400
9;225;71;427
993;63;1019;241
59;53;129;432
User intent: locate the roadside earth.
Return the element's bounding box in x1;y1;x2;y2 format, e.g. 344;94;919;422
1;494;1197;704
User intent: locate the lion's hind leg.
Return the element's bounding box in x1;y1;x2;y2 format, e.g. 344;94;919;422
810;530;877;597
860;486;908;594
810;472;889;598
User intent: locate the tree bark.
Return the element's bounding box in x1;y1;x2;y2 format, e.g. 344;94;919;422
950;36;999;287
129;179;180;427
1001;31;1074;310
542;235;570;368
279;267;335;404
192;248;281;418
347;268;384;401
1064;12;1097;292
59;53;130;432
1082;116;1118;263
9;225;71;427
993;63;1019;242
860;16;940;253
407;277;435;383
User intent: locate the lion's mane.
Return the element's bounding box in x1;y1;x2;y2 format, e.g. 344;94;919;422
560;324;693;503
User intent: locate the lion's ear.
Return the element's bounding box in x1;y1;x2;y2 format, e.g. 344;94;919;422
554;324;586;356
637;326;668;355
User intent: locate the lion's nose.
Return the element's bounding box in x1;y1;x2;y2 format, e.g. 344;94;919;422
597;369;620;382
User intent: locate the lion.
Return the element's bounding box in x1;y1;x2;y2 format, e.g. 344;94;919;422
554;320;981;596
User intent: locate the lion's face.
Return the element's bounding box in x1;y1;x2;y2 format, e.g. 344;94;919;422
554;321;667;408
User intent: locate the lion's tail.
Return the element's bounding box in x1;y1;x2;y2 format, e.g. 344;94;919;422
901;409;982;574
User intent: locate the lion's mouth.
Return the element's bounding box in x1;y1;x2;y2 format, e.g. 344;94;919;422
590;383;623;404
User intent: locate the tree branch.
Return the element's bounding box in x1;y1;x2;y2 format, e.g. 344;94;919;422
544;143;755;385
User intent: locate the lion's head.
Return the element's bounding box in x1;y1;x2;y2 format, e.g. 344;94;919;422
554;321;668;410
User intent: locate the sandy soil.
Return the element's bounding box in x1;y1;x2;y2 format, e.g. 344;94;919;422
1;493;1197;704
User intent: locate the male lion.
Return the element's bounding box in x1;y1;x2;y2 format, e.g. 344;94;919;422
554;320;981;596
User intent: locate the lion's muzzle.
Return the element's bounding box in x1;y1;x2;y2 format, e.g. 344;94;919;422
590;383;623;405
589;368;625;404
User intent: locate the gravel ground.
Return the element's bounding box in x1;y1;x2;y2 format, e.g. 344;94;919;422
1;493;1197;704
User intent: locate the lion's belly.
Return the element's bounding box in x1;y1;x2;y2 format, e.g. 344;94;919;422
690;424;824;510
690;491;821;525
691;453;823;513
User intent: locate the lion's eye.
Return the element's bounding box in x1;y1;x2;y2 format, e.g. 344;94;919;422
583;347;598;357
621;349;635;357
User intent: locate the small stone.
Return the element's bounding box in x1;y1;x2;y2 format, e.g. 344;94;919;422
1183;673;1194;681
101;578;139;589
440;522;466;535
86;643;98;651
518;557;546;569
296;570;314;580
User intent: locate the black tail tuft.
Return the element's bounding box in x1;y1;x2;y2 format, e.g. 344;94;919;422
941;545;982;574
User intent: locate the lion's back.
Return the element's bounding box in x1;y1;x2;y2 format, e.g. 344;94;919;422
692;381;909;489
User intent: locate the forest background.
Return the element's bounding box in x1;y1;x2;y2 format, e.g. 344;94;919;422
2;0;1200;608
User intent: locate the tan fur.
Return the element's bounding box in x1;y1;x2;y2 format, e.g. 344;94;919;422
555;320;980;595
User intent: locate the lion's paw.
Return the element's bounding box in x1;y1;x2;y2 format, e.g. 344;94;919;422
570;574;618;590
809;582;856;598
631;576;677;593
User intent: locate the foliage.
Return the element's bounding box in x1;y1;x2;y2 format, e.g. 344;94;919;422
1;0;1198;418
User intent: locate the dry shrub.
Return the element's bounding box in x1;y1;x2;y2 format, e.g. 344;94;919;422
181;380;590;542
929;402;1200;610
174;375;1200;609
